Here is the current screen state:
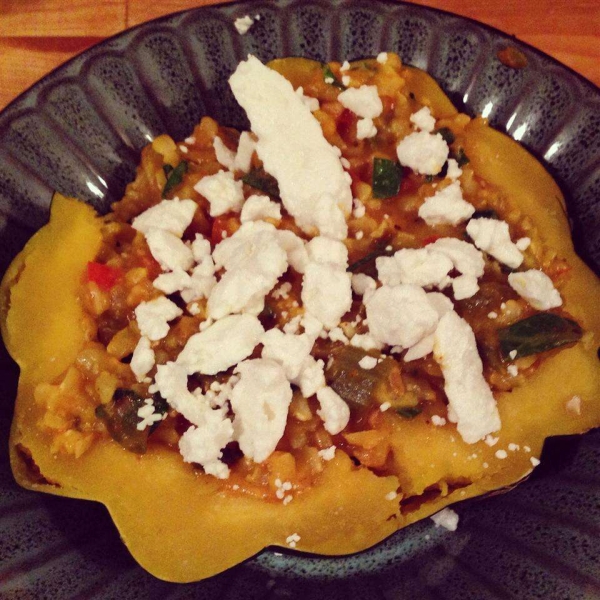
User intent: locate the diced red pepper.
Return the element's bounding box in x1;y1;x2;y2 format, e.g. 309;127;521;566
86;262;123;290
336;108;357;142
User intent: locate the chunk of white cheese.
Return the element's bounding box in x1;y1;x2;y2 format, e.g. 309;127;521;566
234;131;256;172
234;14;255;35
337;85;383;119
431;507;459;531
410;106;435;132
452;274;480;300
296;86;320;113
240;194;281;223
433;311;501;443
428;238;485;277
135;296;183;341
466;218;523;269
261;329;314;380
446;159;462;181
365;284;439;348
153;269;192;295
396;130;449;175
277;230;309;274
351;273;377;298
194;170;244;217
376;248;453;288
177;314;265;375
356;118;377;140
316;387;350;435
306;236;348;269
130;336;155;382
230;359;293;463
301;263;352;329
132;198;197;237
144;229;194;272
508;269;562;310
229;55;352;239
418;181;475;226
213;136;236;171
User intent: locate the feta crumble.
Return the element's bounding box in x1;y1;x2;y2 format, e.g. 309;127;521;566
377;52;388;64
144;228;194;272
295;86;320;113
286;533;301;548
466;218;523;269
194;170;244;217
385;491;398;501
508;269;562;310
410;107;436;133
229;55;352;239
302;263;352;329
316;387;350;435
396;130;449;175
358;356;378;370
431;415;447;426
132;198;197;238
318;445;336;461
530;457;541;467
418;181;475;226
234;15;255;35
431;508;459;531
495;449;508;459
240;194;282;223
356;118;377;140
337;85;383;119
433;311;501;443
130;336;155;382
446;159;462;180
351;273;377;297
380;401;391;412
261;329;314;380
136;398;165;431
376;247;453;288
135;296;183;341
306;236;348;269
507;364;519;377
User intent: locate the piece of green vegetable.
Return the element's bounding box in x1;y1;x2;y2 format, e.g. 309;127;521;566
435;127;455;145
397;406;422;419
163;161;188;196
498;313;583;360
323;65;346;90
348;240;395;277
242;168;280;198
372;158;402;199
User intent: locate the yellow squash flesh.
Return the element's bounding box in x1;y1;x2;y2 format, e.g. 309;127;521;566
2;67;600;583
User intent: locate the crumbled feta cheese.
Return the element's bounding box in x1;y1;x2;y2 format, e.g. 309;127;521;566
351;273;377;297
350;333;384;352
516;236;531;251
431;415;447;426
272;282;292;300
341;75;351;87
376;52;388;64
208;222;288;319
194;170;244;217
276;230;309;274
328;327;349;344
446;159;462;181
234;131;256;172
286;533;301;548
153;269;191;295
508;269;562;310
419;181;475;226
508;349;517;360
495;449;508;459
358;356;378;370
306;236;348;269
431;508;459;531
295;86;320;113
488;311;498;319
396;130;449;175
403;292;453;361
410;107;435;133
376;248;453;288
144;228;194;272
507;364;519;377
566;395;582;415
135;296;183;341
337;85;383;119
433;311;501;443
340;61;351;72
366;284;438;348
177;314;264;375
292;356;326;398
353;198;366;218
213;136;236;170
261;329;314;380
234;14;254;35
452;274;480;300
136;398;165;431
316;387;350;434
301;313;325;340
485;435;499;447
508;443;520;451
230;359;293;462
240;194;282;223
180;260;217;303
302;263;352;329
379;401;391;412
466;218;523;269
132;198;197;238
179;412;234;479
229;55;352;239
318;445;336;461
530;457;540;467
356;118;377;140
428;238;485;278
130;336;155;382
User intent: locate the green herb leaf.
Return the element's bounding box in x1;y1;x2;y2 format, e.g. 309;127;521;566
435;127;455;145
323;65;346;89
498;313;583;360
163;161;188;197
397;406;422;419
242;168;280;198
372;158;402;199
348;239;395;277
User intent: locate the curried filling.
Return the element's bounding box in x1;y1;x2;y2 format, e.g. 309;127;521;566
32;53;582;509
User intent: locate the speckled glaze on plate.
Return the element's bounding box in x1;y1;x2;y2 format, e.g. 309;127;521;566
1;1;599;598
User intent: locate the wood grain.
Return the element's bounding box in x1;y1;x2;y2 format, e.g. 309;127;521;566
0;0;598;111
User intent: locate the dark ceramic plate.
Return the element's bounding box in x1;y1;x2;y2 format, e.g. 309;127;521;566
1;1;599;598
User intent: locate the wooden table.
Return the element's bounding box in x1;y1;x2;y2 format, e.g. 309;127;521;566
0;0;598;110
